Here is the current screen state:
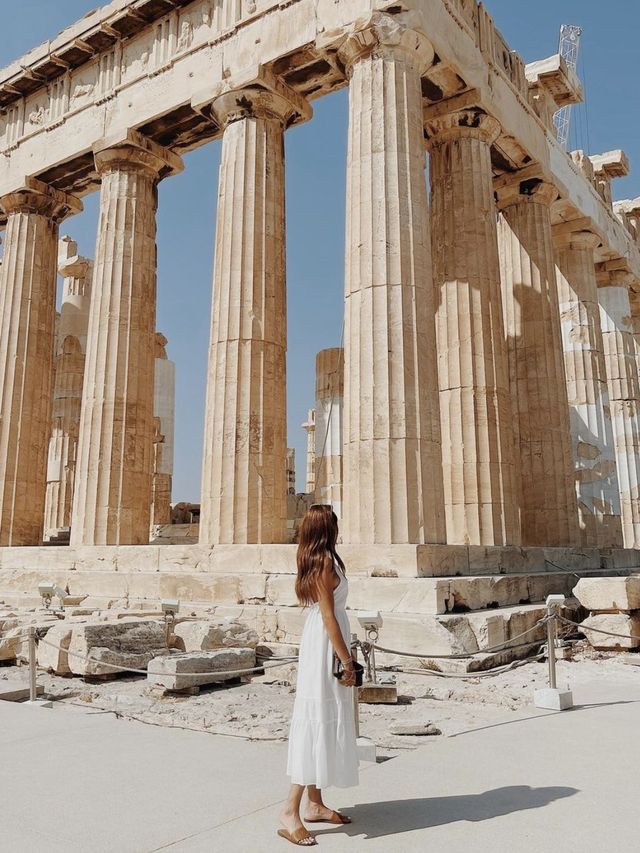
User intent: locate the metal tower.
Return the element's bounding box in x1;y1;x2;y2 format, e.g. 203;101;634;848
554;24;582;149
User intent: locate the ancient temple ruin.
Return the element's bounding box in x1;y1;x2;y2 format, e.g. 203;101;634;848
1;0;640;655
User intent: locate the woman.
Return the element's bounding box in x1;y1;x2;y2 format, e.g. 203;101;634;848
278;505;359;846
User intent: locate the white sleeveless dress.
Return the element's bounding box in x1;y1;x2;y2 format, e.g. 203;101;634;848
286;562;359;789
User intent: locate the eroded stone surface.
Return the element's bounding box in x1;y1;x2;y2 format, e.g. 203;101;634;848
147;648;256;690
172;619;259;652
574;576;640;612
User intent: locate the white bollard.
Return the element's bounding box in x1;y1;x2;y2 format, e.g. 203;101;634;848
534;595;573;711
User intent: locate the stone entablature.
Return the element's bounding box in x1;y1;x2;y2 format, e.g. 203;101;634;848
0;0;638;283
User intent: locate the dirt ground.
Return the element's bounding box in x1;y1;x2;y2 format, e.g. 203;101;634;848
2;641;639;755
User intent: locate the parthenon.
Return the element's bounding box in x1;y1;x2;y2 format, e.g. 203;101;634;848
1;0;640;652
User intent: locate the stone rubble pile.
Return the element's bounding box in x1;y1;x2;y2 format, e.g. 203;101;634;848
573;577;640;650
0;603;260;682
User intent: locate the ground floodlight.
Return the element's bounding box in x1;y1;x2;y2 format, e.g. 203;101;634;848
38;582;56;609
357;611;383;632
161;598;180;616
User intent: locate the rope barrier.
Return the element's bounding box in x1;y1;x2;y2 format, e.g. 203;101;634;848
394;652;547;680
36;636;298;680
558;614;640;643
373;616;551;660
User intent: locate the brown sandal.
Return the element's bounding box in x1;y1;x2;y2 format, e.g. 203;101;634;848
306;810;352;825
277;827;318;846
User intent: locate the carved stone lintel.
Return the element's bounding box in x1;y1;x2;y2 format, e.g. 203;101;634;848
93;129;183;180
425;109;500;149
337;12;434;77
496;176;558;211
0;176;82;222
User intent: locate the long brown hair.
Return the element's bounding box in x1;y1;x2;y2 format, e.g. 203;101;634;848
296;505;345;606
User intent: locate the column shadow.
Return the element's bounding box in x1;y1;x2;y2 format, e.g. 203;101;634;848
315;785;578;839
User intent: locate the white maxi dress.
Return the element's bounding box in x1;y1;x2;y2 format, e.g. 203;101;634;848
286;562;359;789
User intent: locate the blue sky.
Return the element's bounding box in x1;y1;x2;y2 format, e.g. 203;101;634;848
1;1;637;500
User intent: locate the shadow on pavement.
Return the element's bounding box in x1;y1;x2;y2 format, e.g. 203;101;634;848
315;786;578;839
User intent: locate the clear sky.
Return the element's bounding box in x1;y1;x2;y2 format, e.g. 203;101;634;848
0;1;638;500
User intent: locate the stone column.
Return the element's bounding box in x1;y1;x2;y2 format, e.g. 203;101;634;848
199;88;307;544
338;16;445;545
151;332;175;527
314;348;344;519
44;239;93;541
426;109;519;546
496;178;578;545
596;267;640;548
302;409;316;495
70;133;182;546
554;228;622;547
0;179;81;545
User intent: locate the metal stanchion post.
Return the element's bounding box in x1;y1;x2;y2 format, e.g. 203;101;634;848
29;627;37;702
547;602;558;691
26;627;52;708
351;633;360;738
534;595;573;711
351;632;376;762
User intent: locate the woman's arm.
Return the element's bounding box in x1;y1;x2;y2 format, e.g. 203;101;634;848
315;557;353;672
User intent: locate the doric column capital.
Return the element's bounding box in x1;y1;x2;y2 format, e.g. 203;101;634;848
337;12;434;76
552;227;600;252
425;109;500;150
210;87;307;129
495;175;558;211
93;130;183;180
0;177;82;223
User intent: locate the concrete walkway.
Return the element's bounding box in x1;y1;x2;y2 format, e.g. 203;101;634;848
2;673;639;853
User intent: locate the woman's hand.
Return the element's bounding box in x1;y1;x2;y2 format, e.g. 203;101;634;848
340;661;356;688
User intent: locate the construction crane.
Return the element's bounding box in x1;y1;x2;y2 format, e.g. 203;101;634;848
553;24;582;149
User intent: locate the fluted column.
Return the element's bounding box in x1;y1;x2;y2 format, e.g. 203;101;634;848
496;178;578;545
0;179;81;545
314;348;344;519
199;88;307;544
554;229;622;547
426;109;519;546
70;133;182;546
337;16;445;545
596;267;640;548
44;242;93;540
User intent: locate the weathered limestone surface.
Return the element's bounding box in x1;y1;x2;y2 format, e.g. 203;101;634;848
340;16;445;545
574;576;640;613
173;619;259;651
0;179;81;545
497;178;577;546
71;133;182;547
147;648;256;690
554;228;622;547
199;87;304;546
66;618;168;677
314;348;343;518
427;109;518;546
580;612;640;650
37;622;73;675
44;238;93;540
596;269;640;549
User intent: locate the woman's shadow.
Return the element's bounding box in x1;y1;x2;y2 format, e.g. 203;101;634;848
316;786;578;839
